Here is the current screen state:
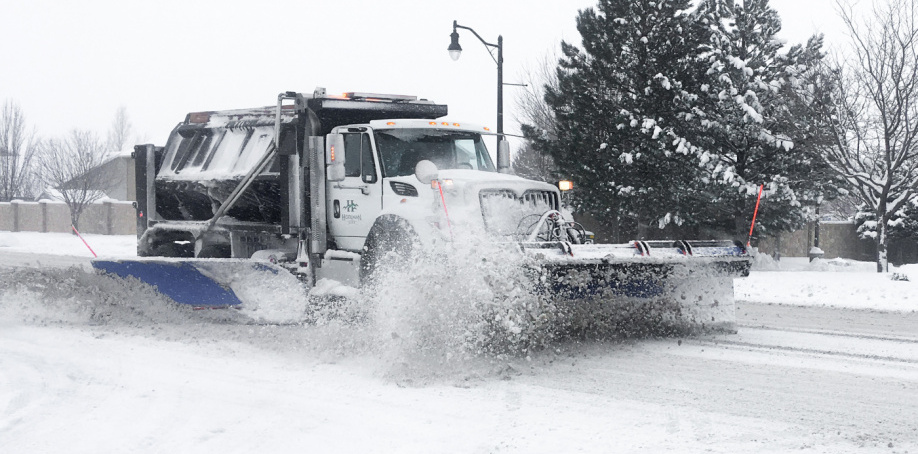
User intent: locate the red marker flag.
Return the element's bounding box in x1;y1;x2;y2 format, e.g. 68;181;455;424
71;225;98;258
747;184;764;247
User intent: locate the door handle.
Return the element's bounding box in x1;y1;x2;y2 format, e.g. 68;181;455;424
334;183;370;195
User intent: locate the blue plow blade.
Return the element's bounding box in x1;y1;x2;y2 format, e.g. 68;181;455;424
544;263;669;299
534;240;752;299
91;259;278;308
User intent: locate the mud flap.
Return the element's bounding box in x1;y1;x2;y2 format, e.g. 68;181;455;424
92;259;289;308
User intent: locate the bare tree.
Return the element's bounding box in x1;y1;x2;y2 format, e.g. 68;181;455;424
821;0;918;272
38;130;112;230
107;105;133;152
516;51;560;141
514;51;560;182
0;100;41;201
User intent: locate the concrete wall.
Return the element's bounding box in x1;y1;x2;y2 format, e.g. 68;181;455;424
756;221;876;261
0;203;13;231
0;200;136;235
574;213;886;263
45;202;71;232
108;202;137;235
15;201;44;232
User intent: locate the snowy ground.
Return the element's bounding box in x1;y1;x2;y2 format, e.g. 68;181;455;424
1;231;917;453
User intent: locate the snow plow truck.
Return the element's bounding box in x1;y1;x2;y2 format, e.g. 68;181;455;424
92;88;751;333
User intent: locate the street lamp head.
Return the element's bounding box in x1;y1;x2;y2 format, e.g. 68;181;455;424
445;20;503;136
448;30;462;61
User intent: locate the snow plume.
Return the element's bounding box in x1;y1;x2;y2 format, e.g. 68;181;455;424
367;237;551;369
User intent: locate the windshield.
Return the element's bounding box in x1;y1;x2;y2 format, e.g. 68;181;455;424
374;129;496;177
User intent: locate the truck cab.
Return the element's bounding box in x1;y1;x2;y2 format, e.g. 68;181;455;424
325;119;500;251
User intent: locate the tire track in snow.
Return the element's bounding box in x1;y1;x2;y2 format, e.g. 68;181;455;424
736;323;918;344
689;336;918;365
728;301;918;365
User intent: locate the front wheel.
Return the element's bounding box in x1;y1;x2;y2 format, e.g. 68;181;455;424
197;244;231;258
360;216;418;287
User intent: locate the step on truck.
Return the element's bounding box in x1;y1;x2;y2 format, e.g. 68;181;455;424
93;88;752;332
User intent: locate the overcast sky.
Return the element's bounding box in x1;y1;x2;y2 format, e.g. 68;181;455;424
0;0;856;150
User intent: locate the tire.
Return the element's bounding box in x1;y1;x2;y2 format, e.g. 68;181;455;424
360;216;418;287
151;242;194;258
197;244;231;258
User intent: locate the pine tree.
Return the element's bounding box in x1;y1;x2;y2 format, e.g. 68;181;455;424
526;0;838;241
690;0;838;238
537;0;709;240
856;196;918;253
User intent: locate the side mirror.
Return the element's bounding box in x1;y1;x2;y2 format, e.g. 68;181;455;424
325;133;346;182
415;160;439;184
497;139;511;174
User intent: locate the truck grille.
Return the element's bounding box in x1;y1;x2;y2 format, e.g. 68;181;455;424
479;189;558;238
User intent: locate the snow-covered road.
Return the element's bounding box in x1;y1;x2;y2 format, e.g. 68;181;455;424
1;232;917;453
3;303;914;453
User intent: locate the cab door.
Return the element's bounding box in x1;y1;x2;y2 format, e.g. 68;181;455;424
326;131;382;251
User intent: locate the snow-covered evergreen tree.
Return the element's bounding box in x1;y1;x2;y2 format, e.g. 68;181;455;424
536;0;709;240
690;0;838;238
855;196;918;264
525;0;838;241
887;201;918;244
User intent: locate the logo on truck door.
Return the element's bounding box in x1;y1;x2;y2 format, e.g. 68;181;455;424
336;199;362;224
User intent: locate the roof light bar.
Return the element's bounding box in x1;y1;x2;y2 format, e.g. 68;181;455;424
188;112;211;124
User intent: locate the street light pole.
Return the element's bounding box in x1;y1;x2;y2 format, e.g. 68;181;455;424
497;34;503;139
448;20;503;140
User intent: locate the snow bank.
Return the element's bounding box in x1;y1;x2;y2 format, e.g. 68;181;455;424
739;255;917;312
0;231;19;248
751;255;879;272
0;231;137;258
